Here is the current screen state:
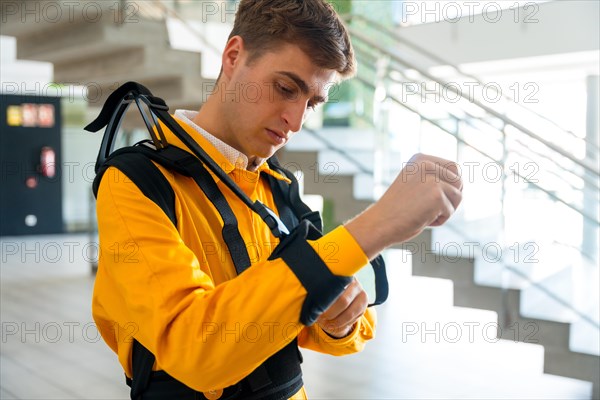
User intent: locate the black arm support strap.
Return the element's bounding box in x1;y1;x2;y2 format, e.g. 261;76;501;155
267;156;388;308
268;219;354;326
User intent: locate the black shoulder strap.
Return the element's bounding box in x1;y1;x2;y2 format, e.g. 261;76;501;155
267;155;322;231
93;146;177;227
369;254;389;306
173;148;253;274
95;143;252;275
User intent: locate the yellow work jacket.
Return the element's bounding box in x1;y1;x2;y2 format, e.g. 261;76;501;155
91;116;376;398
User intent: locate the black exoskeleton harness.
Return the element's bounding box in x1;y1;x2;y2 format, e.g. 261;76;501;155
86;82;388;400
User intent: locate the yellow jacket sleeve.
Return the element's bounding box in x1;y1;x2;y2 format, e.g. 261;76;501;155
298;308;376;356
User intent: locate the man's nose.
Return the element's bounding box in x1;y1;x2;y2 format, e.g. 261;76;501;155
281;102;307;133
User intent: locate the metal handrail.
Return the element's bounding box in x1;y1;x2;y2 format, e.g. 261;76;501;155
352;74;600;226
347;26;600;177
301;127;374;176
353;49;600;194
354;42;600;193
345;13;600;153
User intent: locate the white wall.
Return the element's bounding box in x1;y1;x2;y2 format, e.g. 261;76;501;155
1;35;53;94
396;1;600;66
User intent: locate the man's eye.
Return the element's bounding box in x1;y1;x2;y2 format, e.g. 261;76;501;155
276;83;295;97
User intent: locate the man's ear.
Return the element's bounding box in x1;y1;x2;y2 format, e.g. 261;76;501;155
221;35;245;81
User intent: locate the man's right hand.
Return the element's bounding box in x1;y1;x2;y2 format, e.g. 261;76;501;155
345;153;463;260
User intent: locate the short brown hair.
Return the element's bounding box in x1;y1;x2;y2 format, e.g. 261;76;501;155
228;0;356;79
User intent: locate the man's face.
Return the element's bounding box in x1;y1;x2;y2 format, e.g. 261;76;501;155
219;42;338;161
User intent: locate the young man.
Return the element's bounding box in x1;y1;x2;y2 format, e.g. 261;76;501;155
92;1;462;399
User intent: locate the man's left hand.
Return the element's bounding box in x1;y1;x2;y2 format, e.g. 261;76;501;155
317;278;368;338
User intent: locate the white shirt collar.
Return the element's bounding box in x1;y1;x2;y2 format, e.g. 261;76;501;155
174;109;250;169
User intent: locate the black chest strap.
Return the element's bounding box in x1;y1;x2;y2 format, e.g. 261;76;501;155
128;339;303;400
266;156;323;232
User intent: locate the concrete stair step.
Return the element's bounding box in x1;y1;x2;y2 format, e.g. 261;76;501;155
429;217;600;359
385;339;546;378
285;130;329;152
383;249;455;310
317;149;374;176
411;251;476;284
1;0;109;37
571;318;600;355
410;256;572;344
287;127;377;152
93;74;212;108
544;347;600;391
409;243;600;396
4;5;210;113
287;128;404;191
4;5;211;118
5;11;168;64
520;259;600;330
165;18;232;79
53;46;202;88
352;173;379;200
380;250;547;374
277;149;374;224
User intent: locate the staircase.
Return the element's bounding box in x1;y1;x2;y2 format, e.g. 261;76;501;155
405;229;600;394
1;0;215;118
301;249;593;398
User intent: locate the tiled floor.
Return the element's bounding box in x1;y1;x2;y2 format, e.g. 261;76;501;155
0;234;593;399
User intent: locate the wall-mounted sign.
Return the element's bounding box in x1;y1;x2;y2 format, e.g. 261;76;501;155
5;103;55;128
1;94;63;236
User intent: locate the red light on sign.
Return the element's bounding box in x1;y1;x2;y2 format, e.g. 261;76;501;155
22;104;38;127
38;104;55;128
25;176;38;189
